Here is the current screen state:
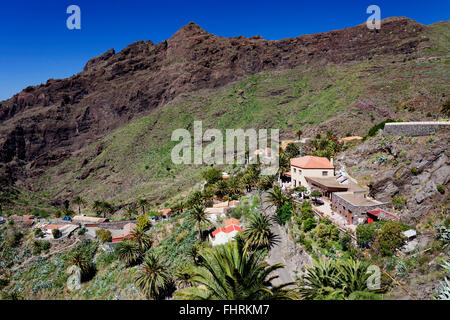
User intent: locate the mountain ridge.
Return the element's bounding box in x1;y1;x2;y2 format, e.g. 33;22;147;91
0;17;447;191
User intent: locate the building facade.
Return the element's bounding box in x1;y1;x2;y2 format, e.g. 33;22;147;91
290;156;335;188
331;191;391;225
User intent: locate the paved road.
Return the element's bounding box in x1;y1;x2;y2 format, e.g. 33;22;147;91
261;192;295;286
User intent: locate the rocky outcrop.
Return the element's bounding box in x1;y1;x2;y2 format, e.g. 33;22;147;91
338;129;449;224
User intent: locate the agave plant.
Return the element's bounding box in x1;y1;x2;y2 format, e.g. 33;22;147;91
435;260;450;300
298;258;373;300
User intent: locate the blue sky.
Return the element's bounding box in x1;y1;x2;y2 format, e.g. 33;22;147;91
0;0;448;101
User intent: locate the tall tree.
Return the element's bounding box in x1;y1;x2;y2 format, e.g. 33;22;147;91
188;205;211;240
72;196;86;215
266;185;289;210
137;198;148;215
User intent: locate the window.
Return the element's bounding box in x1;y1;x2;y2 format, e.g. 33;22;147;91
322;171;328;176
294;168;296;173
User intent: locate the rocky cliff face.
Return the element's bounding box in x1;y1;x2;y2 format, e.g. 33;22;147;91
338;128;449;224
0;17;430;185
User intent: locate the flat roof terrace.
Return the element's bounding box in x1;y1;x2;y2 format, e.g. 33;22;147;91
334;192;386;207
306;177;367;193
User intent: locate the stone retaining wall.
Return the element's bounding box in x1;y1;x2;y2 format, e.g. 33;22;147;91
383;122;450;137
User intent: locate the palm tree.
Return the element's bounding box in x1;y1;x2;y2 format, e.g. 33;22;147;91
296;129;303;140
66;249;94;281
175;266;194;289
137;198;148;215
227;177;243;197
134;253;173;300
115;240;142;267
124;205;137;220
100;201;114;218
72;196;86;215
174;240;298;300
130;228;152;254
92;200;103;217
188;205;211;240
266;185;289;210
277;153;290;177
214;180;229;199
242;212;279;252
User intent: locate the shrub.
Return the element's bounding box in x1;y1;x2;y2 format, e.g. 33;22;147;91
356;223;379;246
437;185;445;195
137;215;151;231
34;228;44;238
95;228;112;243
275;202;293;225
339;233;352;251
52;228;61;239
78;227;86;236
392;196;406;210
364;119;397;139
303;218;316;232
202;167;222;185
373;222;406;256
411;167;418;175
231;209;242;220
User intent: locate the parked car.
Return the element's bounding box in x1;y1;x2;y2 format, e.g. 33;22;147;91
0;217;5;224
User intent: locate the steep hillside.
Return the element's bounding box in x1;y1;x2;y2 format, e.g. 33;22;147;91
0;17;448;213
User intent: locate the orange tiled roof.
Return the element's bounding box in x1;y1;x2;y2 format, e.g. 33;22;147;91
44;224;63;230
338;136;363;143
290;156;334;169
158;209;171;215
224;218;240;228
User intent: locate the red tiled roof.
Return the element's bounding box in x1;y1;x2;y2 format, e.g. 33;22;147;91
212;225;242;237
224;225;242;233
290;156;334;169
367;208;397;220
212;228;225;237
111;234;134;243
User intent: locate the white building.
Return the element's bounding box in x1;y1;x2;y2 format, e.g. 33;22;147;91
290;156;335;188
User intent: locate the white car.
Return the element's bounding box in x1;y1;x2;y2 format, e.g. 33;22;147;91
0;217;5;224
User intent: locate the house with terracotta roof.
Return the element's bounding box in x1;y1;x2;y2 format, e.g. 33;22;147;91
210;224;242;246
224;218;241;228
290;156;335;188
111;222;137;243
338;136;363;144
